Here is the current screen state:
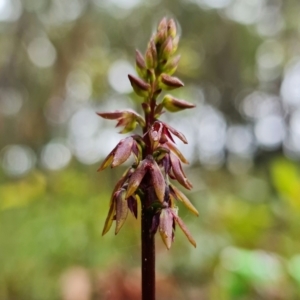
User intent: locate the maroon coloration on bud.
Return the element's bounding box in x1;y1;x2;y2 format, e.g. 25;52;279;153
115;189;129;234
167;19;177;38
97;109;145;133
162;94;196;112
170;209;196;248
148;158;165;203
128;195;138;218
160;73;184;89
166;141;189;164
112;137;134;168
151;213;160;235
157;17;168;32
136;49;147;78
162;122;188;144
160;36;173;59
128;74;150;97
169;152;193;190
159;208;174;250
145;38;157;69
99;17;197;300
97;136;134;171
136;49;146;69
149;121;163;149
169;184;199;216
126;159;148;198
97;111;124;120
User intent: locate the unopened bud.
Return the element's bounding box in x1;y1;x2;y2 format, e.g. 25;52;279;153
135;49;147;78
159;208;174;249
147;69;155;84
160;73;184;90
162;94;195;112
145;38;157;69
126;159;149;198
167;19;177;38
157;17;168;32
149;157;165;203
161;55;181;75
128;74;150;97
115;189;129;234
160;36;173;60
171;36;179;54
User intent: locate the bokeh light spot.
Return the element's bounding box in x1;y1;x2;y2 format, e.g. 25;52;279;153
27;37;57;68
41;141;72;171
1;145;36;177
108;60;136;94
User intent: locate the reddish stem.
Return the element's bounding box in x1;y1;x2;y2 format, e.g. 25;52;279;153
141;195;155;300
141;83;159;300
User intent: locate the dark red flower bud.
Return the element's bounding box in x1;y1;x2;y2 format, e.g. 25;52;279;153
159;208;174;250
170;153;192;190
135;49;146;78
128;194;138;219
149;121;163;149
148;157;165;203
157;17;168;32
98;136;134;171
145;38;157;69
162;122;188;144
128;74;151;97
160;73;184;90
126;159;148;198
115;189;129;234
112;137;134;168
162;94;195;113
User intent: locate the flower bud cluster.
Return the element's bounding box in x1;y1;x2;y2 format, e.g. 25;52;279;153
97;18;197;249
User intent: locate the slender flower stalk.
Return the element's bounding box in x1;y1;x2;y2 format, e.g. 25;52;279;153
97;17;197;300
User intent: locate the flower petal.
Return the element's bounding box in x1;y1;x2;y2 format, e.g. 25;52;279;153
170;184;198;216
126;160;148;198
97;149;114;171
127;194;138;219
166;141;189;164
159;208;174;250
102;198;116;236
111;137;134;168
160;73;184;90
115;189;129;234
149;157;165;203
170;153;193;190
171;210;196;248
162;122;188;144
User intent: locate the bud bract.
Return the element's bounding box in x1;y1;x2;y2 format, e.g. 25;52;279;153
162;94;195;112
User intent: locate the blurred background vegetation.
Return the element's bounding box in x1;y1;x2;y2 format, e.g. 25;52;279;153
1;0;300;299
